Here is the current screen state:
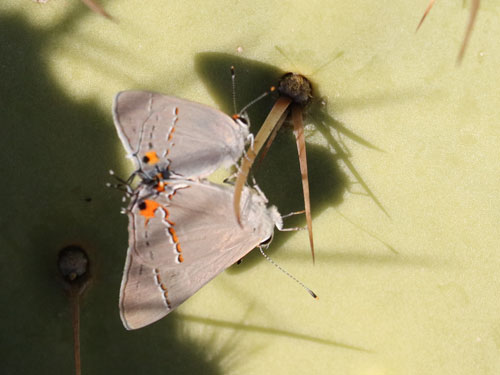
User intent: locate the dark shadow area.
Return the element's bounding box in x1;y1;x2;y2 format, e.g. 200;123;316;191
0;12;221;375
179;313;373;353
252;133;348;252
194;52;285;127
309;102;389;217
195;52;390;268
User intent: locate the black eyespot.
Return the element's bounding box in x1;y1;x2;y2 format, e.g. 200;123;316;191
142;155;150;163
138;201;147;210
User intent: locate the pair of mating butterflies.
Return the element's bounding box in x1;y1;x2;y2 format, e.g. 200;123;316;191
114;91;284;330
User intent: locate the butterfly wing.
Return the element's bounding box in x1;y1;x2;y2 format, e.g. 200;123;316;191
119;180;275;329
119;248;176;330
112;91;248;179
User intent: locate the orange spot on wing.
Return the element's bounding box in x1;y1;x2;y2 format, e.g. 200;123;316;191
139;200;173;226
153;175;171;193
155;179;166;192
165;215;175;226
167;226;184;262
140;200;161;220
144;151;160;164
168;127;175;141
167;108;179;141
153;269;172;308
168;227;179;243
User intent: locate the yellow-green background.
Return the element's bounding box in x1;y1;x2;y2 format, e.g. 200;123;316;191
1;1;499;374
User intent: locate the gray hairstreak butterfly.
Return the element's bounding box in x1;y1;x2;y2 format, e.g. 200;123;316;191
112;90;250;188
114;80;316;330
119;179;286;330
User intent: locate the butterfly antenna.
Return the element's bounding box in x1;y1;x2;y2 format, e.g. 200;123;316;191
258;247;318;299
230;66;276;117
231;66;238;114
107;170;135;197
238;88;275;116
108;169;128;184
